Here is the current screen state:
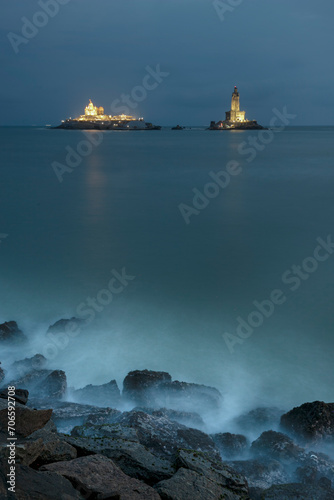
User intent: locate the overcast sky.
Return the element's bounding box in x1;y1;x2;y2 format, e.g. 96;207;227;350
1;0;333;126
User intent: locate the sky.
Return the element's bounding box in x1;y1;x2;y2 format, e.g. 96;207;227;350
1;0;333;126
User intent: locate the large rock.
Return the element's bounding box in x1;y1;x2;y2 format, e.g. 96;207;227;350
0;459;83;499
72;379;121;407
0;388;29;405
0;406;52;437
212;432;248;458
0;321;26;343
250;430;304;463
139;407;205;429
47;317;84;335
0;363;4;383
160;380;223;416
234;407;284;434
123;369;172;406
12;354;47;376
41;454;161;499
280;401;334;444
38;370;67;399
228;459;290;489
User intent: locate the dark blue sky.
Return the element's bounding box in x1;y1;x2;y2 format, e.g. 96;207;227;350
1;0;333;126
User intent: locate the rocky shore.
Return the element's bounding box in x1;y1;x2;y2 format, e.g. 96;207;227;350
1;320;334;499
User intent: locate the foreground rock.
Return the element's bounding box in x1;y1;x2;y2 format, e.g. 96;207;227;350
0;404;52;438
280;401;334;444
42;454;161;499
261;478;334;499
0;388;29;405
0;321;26;343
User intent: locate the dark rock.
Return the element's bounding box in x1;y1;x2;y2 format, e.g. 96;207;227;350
47;317;84;334
0;388;29;405
38;370;67;399
261;479;334;499
280;401;334;444
135;407;205;429
0;321;26;343
0;364;4;383
212;432;248;458
250;430;305;463
0;458;83;499
115;410;219;461
234;407;284;434
41;454;161;499
228;459;290;489
8;369;52;395
12;354;47;376
72;379;121;407
174;448;249;496
123;369;172;406
155;467;247;500
0;405;52;437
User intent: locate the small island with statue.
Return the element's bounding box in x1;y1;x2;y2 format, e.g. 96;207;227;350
209;86;265;130
55;100;161;130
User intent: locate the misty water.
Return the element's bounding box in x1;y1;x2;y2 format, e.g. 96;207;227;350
1;126;334;422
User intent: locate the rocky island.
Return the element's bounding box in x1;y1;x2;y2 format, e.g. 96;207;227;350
1;319;334;499
209;86;266;130
54;99;161;131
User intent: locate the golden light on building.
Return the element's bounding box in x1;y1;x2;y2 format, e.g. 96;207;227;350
225;86;246;123
77;100;136;122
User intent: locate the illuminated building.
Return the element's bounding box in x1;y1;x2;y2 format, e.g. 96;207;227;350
76;99;136;122
225;87;246;122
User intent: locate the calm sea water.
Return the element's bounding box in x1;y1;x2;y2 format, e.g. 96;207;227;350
1;126;333;412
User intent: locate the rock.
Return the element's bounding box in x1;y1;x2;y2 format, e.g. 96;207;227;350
8;369;52;395
280;401;334;444
250;430;305;463
212;432;248;458
160;380;223;416
12;354;47;376
0;438;45;466
41;454;161;499
115;410;219;460
0;364;4;383
261;479;334;499
135;407;205;429
72;379;121;407
155;467;246;500
0;406;52;437
68;422;175;484
38;370;67;399
0;321;26;343
0;459;83;499
174;449;249;496
0;388;29;405
47;317;84;335
234;407;284;434
228;459;290;489
123;369;172;406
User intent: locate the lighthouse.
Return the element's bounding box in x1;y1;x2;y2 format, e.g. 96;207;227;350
225;86;246;122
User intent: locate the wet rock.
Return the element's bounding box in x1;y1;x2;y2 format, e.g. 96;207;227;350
135;407;205;429
0;321;26;343
72;379;121;407
41;454;161;499
115;410;219;460
0;438;45;466
174;448;249;496
0;458;83;499
38;370;67;399
212;432;248;458
160;380;223;416
155;467;247;500
280;401;334;444
250;430;305;463
234;407;284;434
123;369;172;406
228;459;290;489
0;405;52;437
0;364;4;383
12;354;47;376
8;369;52;395
0;388;29;405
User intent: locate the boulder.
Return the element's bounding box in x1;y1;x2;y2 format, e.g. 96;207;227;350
212;432;248;458
0;321;26;343
72;379;121;407
160;380;223;416
228;459;289;489
0;388;29;405
134;407;204;429
261;479;334;499
280;401;334;444
0;364;4;383
38;370;67;399
47;317;84;336
12;354;47;376
250;430;304;463
0;459;83;499
155;467;246;500
0;406;52;437
41;454;161;499
8;369;52;395
123;369;172;406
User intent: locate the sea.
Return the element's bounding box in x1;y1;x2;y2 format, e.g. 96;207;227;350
1;125;333;418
